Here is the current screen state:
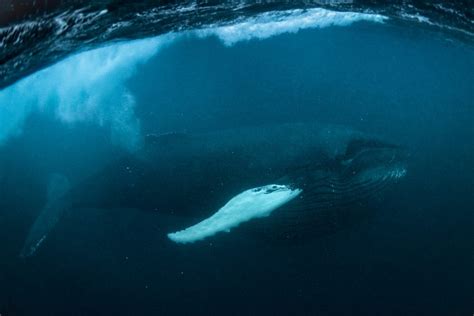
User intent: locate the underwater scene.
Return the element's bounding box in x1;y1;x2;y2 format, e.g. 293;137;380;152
0;1;473;315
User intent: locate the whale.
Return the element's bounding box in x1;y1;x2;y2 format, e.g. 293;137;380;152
20;123;407;257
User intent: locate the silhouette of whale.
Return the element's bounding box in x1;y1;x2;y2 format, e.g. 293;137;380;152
21;123;407;256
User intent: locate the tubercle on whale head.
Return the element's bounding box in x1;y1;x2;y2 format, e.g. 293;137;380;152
252;184;300;195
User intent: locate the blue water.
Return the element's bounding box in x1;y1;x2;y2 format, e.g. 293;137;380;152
0;19;473;315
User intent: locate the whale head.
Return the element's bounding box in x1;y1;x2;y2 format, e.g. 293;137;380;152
339;138;408;187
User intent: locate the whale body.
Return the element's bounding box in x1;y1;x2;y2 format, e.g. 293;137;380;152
21;123;407;257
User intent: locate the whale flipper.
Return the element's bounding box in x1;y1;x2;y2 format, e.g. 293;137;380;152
20;174;71;258
168;184;302;244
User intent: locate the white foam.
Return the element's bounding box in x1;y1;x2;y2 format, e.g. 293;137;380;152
400;12;433;25
0;35;175;149
168;184;302;244
196;8;387;46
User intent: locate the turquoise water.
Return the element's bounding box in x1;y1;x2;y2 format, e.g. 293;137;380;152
0;13;473;315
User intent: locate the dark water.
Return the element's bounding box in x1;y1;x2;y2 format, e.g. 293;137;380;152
0;11;473;316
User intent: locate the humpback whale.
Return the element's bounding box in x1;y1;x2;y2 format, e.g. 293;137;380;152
20;123;407;257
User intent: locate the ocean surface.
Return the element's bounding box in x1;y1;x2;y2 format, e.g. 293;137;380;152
0;2;473;315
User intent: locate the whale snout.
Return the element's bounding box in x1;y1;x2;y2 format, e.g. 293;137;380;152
340;139;408;184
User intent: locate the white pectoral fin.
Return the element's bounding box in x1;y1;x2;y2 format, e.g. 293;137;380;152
167;184;302;244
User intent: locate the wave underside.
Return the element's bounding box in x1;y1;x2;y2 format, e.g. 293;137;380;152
0;8;385;149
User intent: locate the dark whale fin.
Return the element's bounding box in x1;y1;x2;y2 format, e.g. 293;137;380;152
20;174;71;258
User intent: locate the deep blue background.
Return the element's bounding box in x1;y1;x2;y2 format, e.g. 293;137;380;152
0;22;473;315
